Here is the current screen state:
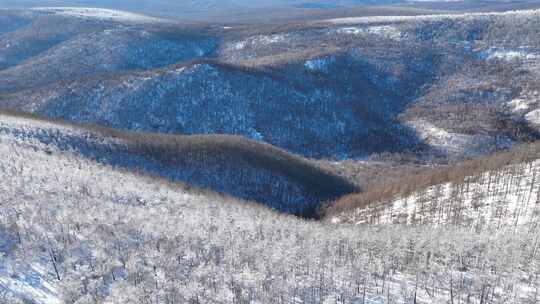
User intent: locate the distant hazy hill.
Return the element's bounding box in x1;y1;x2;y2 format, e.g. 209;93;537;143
1;1;390;20
4;0;536;21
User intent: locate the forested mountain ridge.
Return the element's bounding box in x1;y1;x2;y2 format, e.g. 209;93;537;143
0;111;357;217
2;8;540;160
329;142;540;228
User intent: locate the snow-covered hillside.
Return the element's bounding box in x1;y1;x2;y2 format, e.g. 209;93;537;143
2;59;422;158
406;119;512;158
332;152;540;230
0;28;217;92
0;13;108;71
3;7;540;160
31;7;165;23
0;116;228;304
1;115;540;303
0;112;356;217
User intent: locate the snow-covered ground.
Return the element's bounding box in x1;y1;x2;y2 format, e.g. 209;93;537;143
304;56;336;71
31;7;165;23
335;25;402;40
225;33;288;51
406;119;511;158
0;260;61;304
481;47;540;62
508;97;536;112
505;91;540;131
526;109;540;127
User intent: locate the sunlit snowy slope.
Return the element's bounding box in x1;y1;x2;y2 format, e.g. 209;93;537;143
1;115;539;304
332;145;540;229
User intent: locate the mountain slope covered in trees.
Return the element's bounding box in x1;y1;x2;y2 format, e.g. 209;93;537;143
2;60;423;158
1;114;540;303
330;142;540;228
2;8;540;159
0;111;356;217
